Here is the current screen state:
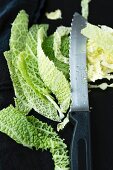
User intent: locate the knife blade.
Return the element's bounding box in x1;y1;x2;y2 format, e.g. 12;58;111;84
69;12;89;112
69;12;92;170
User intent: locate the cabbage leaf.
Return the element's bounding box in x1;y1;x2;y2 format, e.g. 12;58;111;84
53;26;71;64
5;10;61;121
37;27;71;114
16;51;61;121
42;34;70;80
0;106;69;170
4;10;31;114
27;116;70;170
10;10;28;56
4;51;31;114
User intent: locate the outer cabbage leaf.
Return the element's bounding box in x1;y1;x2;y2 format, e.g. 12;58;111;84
4;10;31;113
61;35;70;58
10;10;28;56
25;24;51;93
37;27;71;114
25;24;49;56
16;23;62;121
5;10;71;119
4;51;31;114
53;26;71;64
27;116;70;170
42;34;69;79
5;11;60;121
16;51;61;122
25;24;38;58
0;106;69;170
17;51;50;96
0;105;38;148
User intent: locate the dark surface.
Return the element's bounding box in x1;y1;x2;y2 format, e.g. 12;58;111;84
0;0;113;170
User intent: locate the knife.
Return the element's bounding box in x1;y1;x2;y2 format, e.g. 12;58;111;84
69;12;92;170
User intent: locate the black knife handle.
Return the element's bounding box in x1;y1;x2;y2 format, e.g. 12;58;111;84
70;111;92;170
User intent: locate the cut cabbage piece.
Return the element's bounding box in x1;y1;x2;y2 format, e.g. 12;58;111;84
57;114;69;131
89;83;113;90
100;25;113;34
81;0;91;19
45;9;62;20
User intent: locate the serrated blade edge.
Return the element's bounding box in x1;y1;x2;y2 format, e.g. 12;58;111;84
69;12;89;112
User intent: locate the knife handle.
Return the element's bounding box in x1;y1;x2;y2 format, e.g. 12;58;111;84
70;111;92;170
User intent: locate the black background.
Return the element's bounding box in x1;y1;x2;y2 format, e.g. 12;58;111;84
0;0;113;170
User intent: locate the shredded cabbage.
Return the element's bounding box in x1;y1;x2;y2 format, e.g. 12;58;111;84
89;83;113;90
82;23;113;82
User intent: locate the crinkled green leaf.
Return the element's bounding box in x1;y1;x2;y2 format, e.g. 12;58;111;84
25;24;49;56
42;35;69;79
16;60;60;121
0;105;38;148
37;27;71;113
16;23;62;121
25;24;38;56
10;10;28;56
22;24;64;120
53;26;71;64
2;10;70;170
4;10;31;114
61;35;70;58
0;106;69;169
17;51;49;96
5;11;59;121
27;116;70;170
16;52;61;122
4;51;31;114
25;24;51;93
